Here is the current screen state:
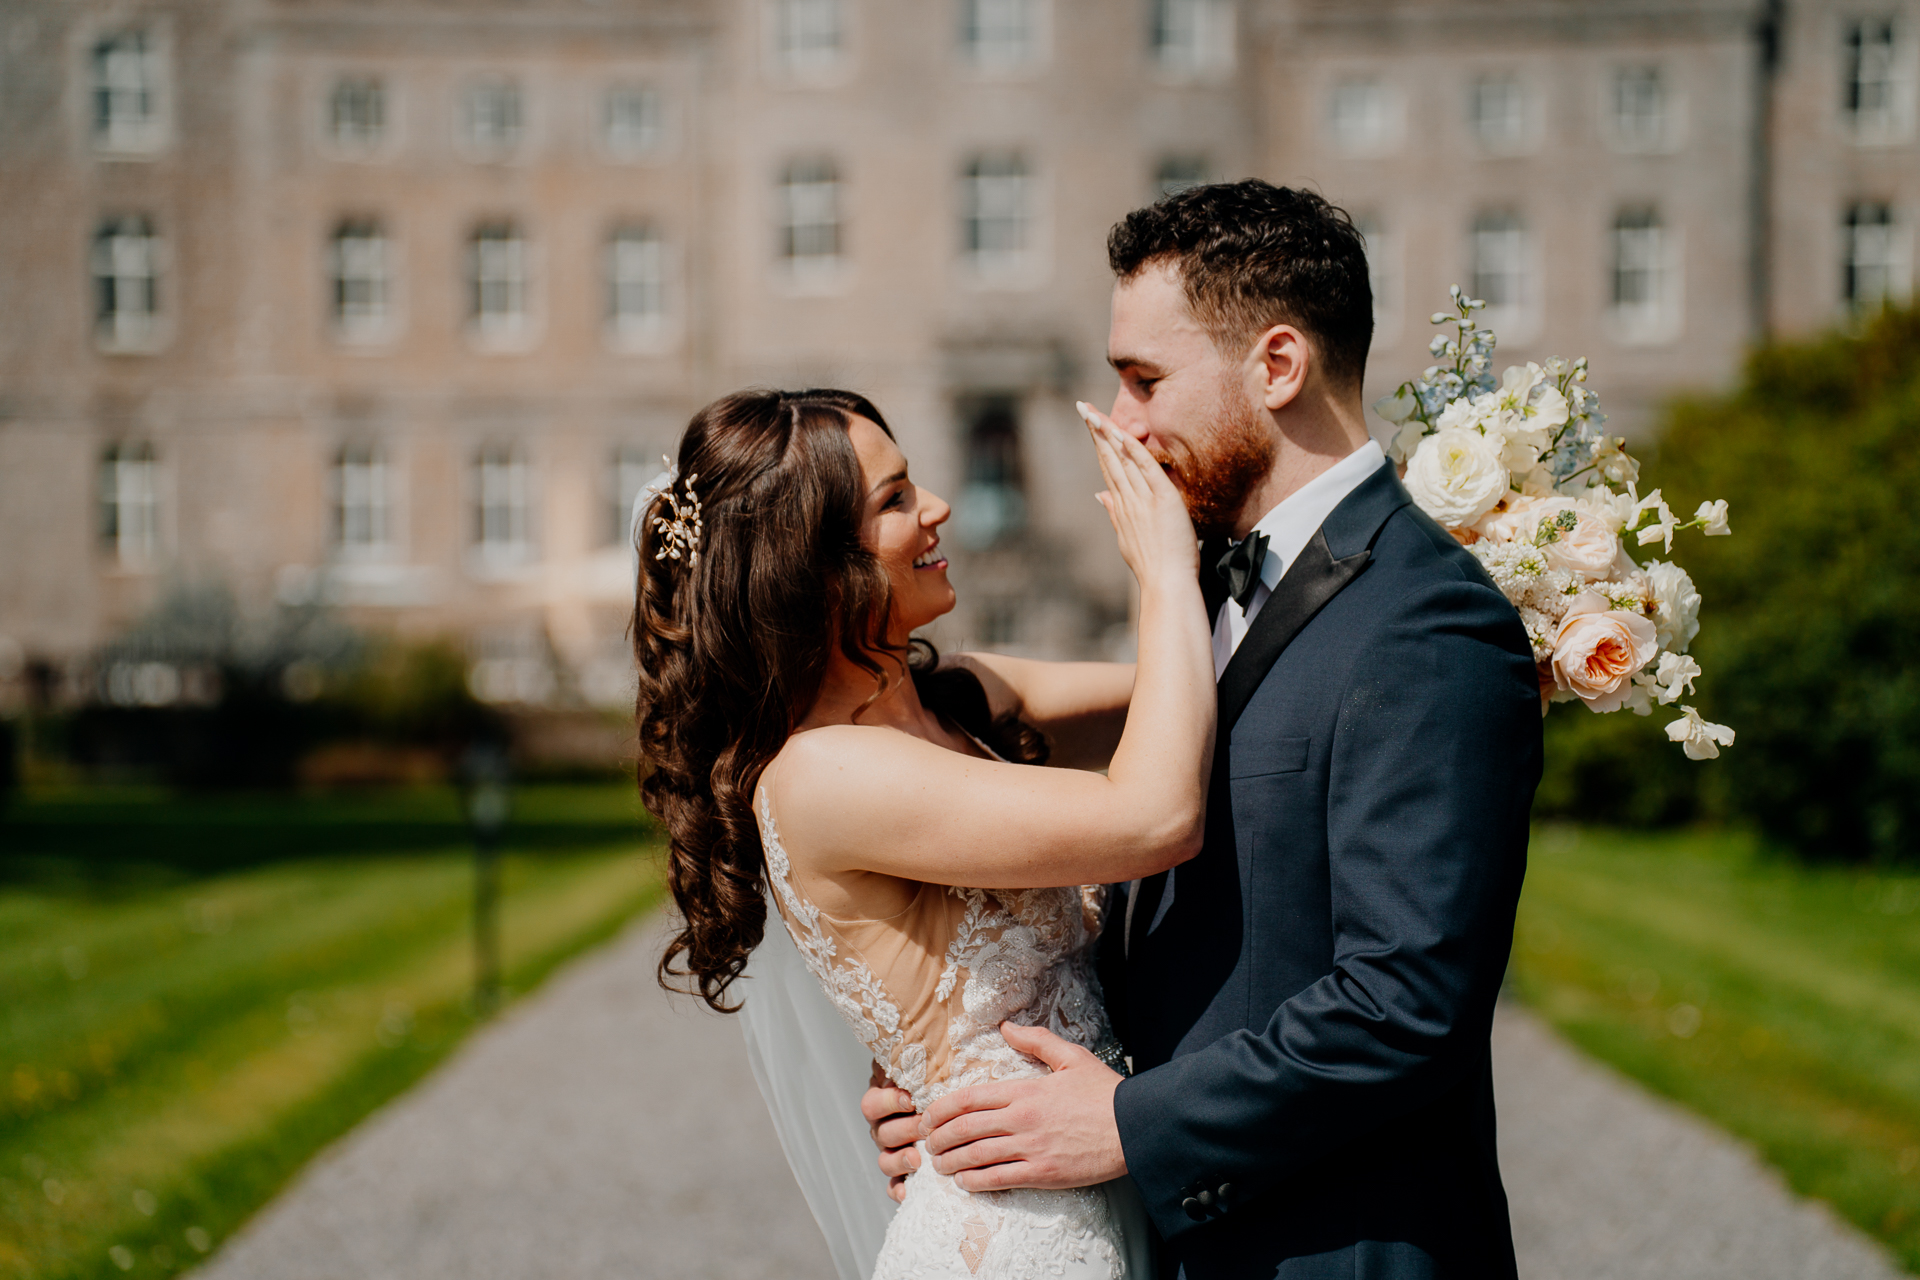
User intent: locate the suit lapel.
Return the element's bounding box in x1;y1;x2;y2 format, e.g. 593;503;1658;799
1214;527;1371;733
1124;465;1411;960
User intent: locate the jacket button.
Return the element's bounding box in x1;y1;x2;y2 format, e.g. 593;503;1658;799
1217;1183;1234;1202
1195;1189;1215;1210
1182;1196;1206;1221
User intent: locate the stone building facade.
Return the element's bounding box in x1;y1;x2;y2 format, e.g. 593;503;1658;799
0;0;1909;703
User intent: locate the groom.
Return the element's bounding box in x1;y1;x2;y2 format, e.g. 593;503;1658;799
864;181;1542;1278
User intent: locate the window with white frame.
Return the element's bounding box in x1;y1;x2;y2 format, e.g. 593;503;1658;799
607;224;669;343
92;215;164;351
611;446;656;545
773;0;845;76
468;223;530;339
1151;0;1234;78
1844;201;1905;307
329;220;393;341
1155;154;1209;198
1610;207;1679;341
331;443;396;558
91;29;167;153
329;76;386;150
1846;20;1899;136
1610;67;1668;152
1470;212;1528;321
603;85;665;158
474;445;535;562
1328;77;1399;155
463;76;523;156
1352;213;1397;341
1469;73;1531;151
100;442;161;564
962;0;1043;71
962;152;1033;275
779;158;843;270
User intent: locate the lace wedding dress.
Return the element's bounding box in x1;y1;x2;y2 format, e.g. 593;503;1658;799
757;785;1151;1280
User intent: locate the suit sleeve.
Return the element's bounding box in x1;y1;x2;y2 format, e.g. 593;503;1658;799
1110;576;1542;1241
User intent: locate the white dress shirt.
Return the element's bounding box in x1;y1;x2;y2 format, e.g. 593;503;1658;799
1212;440;1386;679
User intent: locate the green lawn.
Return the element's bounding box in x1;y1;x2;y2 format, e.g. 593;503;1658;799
1512;825;1920;1273
0;783;664;1280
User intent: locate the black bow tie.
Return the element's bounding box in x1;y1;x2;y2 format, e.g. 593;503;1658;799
1214;532;1271;611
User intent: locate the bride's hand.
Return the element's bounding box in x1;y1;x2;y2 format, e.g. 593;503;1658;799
1077;401;1200;591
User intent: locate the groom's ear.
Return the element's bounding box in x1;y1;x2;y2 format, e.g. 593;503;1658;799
1253;324;1312;413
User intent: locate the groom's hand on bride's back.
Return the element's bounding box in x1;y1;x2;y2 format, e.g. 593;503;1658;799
860;1066;922;1204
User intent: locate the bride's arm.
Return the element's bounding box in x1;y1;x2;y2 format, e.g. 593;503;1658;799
945;652;1135;771
772;413;1213;891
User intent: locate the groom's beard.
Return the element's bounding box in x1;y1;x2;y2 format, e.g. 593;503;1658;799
1150;384;1276;538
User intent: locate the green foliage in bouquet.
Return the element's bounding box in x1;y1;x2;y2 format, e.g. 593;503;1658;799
1538;306;1920;863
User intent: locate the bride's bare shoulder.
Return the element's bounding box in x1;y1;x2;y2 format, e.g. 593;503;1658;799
771;723;922;788
765;725;946;831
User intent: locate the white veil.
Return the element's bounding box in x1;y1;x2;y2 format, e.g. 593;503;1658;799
738;896;898;1280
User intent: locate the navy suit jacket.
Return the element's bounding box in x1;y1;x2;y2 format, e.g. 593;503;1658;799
1105;466;1542;1280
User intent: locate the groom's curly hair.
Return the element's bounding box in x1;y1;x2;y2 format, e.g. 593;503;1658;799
1108;180;1374;389
635;388;1046;1013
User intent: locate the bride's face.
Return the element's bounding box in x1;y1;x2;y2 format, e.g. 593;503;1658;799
848;416;954;639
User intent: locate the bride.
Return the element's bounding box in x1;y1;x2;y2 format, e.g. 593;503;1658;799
632;387;1214;1279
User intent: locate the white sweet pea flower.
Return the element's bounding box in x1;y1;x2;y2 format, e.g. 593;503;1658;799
1695;499;1731;536
1405;427;1510;528
1633;489;1678;553
1374;388;1418;426
1390;418;1430;464
1593;435;1640;486
1435;395;1494;433
1624;668;1659;716
1643;560;1701;653
1653;651;1702;705
1666;705;1735;760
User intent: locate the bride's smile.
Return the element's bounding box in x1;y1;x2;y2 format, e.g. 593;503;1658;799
849;415;955;640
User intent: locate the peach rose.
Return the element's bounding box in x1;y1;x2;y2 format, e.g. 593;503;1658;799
1530;499;1621;578
1474;495;1542;542
1550;591;1659;713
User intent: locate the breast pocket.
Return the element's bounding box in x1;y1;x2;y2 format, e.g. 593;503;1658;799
1229;735;1311;780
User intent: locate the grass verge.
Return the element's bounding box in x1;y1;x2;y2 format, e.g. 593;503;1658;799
1510;824;1920;1274
0;783;663;1280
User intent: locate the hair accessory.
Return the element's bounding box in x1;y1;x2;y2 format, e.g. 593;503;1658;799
646;454;704;567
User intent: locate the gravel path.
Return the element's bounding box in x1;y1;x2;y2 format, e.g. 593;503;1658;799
194;914;837;1280
1493;1002;1906;1279
192;914;1908;1280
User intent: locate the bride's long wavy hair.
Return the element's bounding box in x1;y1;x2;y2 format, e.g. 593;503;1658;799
635;388;1046;1013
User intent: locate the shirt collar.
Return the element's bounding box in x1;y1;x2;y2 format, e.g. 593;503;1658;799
1239;440;1387;593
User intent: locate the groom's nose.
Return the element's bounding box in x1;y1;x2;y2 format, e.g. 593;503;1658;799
1106;392;1153;446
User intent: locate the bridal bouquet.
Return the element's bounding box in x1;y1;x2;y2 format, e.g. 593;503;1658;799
1374;289;1735;759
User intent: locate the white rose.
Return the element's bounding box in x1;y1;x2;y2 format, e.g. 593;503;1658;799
1643;560;1702;653
1405;428;1510;528
1666;705;1735;760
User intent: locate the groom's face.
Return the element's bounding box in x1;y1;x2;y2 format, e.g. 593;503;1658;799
1106;263;1275;537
